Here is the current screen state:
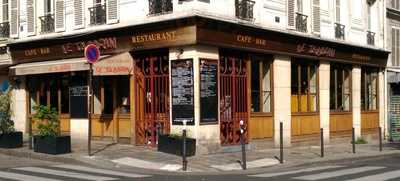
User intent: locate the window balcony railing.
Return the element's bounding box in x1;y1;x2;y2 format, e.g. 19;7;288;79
39;14;54;34
334;23;345;40
0;22;9;38
367;31;375;46
235;0;255;21
89;4;106;25
148;0;173;16
296;12;308;33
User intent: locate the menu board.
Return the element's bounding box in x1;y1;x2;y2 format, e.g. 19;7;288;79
200;59;218;124
70;76;88;118
171;59;195;125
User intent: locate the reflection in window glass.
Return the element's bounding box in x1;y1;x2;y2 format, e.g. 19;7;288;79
361;67;378;111
250;56;272;113
330;64;351;111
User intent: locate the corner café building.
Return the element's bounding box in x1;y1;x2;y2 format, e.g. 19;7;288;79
9;16;388;154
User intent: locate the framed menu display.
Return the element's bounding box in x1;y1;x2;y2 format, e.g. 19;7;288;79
70;75;88;118
171;59;195;125
200;59;218;124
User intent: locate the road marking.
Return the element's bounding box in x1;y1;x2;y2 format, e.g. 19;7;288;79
249;165;344;177
346;170;400;181
14;167;117;181
293;166;385;180
0;170;62;181
53;164;151;178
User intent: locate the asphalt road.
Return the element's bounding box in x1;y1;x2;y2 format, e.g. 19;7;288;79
0;154;400;181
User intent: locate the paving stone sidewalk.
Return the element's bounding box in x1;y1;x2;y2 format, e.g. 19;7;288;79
0;135;399;173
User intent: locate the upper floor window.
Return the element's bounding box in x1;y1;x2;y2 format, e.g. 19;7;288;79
149;0;173;15
2;0;8;22
392;0;400;10
392;28;400;66
44;0;53;15
235;0;255;21
40;0;54;34
89;0;106;25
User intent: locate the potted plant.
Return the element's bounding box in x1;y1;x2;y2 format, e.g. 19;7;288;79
158;133;196;156
0;88;23;148
32;105;71;154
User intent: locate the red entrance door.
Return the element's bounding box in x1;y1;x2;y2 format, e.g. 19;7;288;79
134;54;170;145
219;53;249;145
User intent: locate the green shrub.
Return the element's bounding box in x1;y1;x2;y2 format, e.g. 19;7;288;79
352;137;368;144
0;88;14;134
33;105;59;137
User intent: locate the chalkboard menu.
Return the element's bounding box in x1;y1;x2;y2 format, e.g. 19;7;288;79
171;59;195;125
200;59;218;124
70;75;88;118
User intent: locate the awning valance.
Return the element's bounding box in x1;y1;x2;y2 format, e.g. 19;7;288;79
10;57;89;76
93;52;133;76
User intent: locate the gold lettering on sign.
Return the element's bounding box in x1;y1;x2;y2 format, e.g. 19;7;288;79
352;54;371;61
61;37;117;54
24;47;50;56
296;43;336;58
131;31;177;43
236;34;267;46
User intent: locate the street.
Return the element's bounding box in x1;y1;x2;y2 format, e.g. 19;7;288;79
0;154;400;181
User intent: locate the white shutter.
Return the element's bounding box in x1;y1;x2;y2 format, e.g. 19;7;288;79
287;0;295;29
312;0;320;34
74;0;84;29
335;0;340;22
26;0;35;36
9;0;18;38
55;0;65;32
106;0;119;24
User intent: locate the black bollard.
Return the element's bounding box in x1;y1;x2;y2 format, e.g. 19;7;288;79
240;120;247;170
28;117;32;150
280;122;284;164
182;129;187;171
352;127;356;154
320;128;324;157
379;127;382;152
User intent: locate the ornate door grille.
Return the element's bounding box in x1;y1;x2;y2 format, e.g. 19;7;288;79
134;53;170;146
219;53;249;145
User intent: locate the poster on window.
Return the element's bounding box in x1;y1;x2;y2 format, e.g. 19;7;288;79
171;59;195;125
70;76;88;118
200;59;218;124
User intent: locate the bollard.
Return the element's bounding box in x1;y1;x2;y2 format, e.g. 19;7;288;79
28;117;32;150
379;126;382;152
320;128;324;157
352;127;356;154
182;120;187;171
240;120;247;170
280;122;284;164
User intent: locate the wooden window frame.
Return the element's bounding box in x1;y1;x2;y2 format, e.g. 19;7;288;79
250;56;273;114
292;60;319;114
96;76;131;116
330;64;352;112
361;67;379;112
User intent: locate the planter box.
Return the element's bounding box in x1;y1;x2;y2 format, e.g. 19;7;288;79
33;135;71;155
0;132;23;148
157;135;196;156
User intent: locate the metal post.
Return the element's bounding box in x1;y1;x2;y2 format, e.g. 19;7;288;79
88;64;93;156
379;126;382;152
352;127;356;154
280;122;284;164
320;128;324;157
240;120;246;170
28;116;32;150
182;120;187;171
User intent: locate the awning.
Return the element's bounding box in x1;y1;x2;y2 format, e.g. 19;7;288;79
10;57;89;76
93;52;134;76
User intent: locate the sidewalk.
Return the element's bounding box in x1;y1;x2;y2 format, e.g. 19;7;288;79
0;135;399;174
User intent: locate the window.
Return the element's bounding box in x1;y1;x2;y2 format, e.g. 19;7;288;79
297;0;303;13
44;0;53;15
291;59;318;113
2;0;8;22
392;28;400;66
392;0;400;9
330;64;351;111
361;67;378;111
251;55;272;113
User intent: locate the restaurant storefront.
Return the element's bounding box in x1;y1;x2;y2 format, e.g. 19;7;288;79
8;16;389;153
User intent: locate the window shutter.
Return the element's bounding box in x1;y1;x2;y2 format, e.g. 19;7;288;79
9;0;18;38
106;0;119;24
312;0;320;34
55;0;65;32
287;0;295;29
335;0;340;22
26;0;35;36
74;0;84;29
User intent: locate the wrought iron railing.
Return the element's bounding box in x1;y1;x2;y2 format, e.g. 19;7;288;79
89;4;106;25
334;23;345;40
235;0;255;21
296;12;308;33
39;14;54;34
148;0;173;15
0;22;9;38
367;31;375;46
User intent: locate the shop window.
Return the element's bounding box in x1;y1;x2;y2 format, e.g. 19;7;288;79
103;78;114;114
251;56;272;113
94;76;130;115
330;64;351;111
361;67;378;111
291;60;318;113
117;77;130;114
60;76;69;114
